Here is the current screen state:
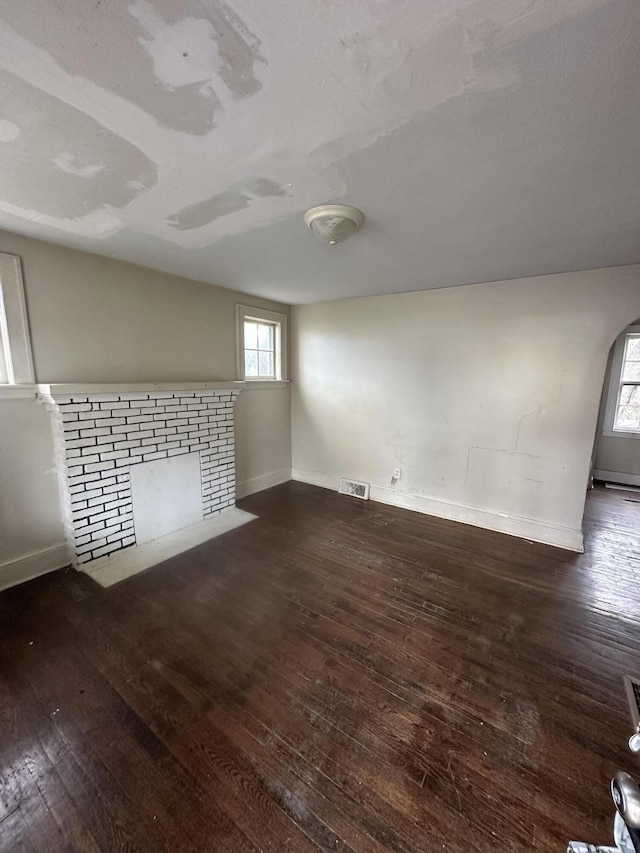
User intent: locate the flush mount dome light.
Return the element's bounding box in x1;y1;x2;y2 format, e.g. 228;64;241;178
304;204;364;245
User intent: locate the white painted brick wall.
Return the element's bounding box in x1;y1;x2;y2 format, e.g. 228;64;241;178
42;390;240;567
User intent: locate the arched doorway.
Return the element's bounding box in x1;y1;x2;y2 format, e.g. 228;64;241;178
582;319;640;554
591;318;640;489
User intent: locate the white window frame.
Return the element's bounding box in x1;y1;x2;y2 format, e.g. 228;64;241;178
0;253;35;400
236;304;287;383
603;325;640;439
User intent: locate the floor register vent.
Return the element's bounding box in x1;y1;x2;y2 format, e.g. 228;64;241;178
339;479;370;500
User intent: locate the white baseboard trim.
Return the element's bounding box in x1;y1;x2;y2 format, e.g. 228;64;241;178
292;467;339;492
593;469;640;487
292;467;583;552
0;544;70;592
84;507;257;588
236;468;291;498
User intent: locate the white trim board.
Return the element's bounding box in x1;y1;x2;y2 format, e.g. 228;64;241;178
291;467;584;552
236;468;291;499
84;507;257;588
0;384;36;401
37;381;243;400
240;380;291;392
0;544;70;592
593;469;640;488
0;253;35;385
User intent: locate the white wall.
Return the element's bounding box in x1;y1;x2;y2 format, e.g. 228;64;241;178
0;401;61;563
0;230;290;584
593;322;640;484
291;266;640;551
235;384;292;497
596;433;640;483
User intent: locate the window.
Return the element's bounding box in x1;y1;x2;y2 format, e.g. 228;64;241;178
603;325;640;437
0;253;35;396
244;319;276;378
236;305;287;382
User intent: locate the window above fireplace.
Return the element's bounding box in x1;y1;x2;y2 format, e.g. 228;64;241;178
236;305;287;383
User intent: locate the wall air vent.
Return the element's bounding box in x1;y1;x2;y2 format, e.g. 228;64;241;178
339;479;370;500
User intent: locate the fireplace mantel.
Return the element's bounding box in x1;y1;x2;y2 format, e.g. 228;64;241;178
37;381;244;401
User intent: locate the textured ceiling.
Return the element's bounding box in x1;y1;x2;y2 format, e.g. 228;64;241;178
0;0;638;304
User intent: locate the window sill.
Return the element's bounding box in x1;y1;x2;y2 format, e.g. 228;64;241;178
241;380;291;390
602;429;640;440
0;384;37;401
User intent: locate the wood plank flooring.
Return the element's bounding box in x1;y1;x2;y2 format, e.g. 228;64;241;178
1;481;639;852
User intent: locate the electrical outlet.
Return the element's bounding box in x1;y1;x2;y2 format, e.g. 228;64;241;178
393;467;401;480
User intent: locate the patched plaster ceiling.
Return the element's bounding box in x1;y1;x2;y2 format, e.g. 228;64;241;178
0;0;638;304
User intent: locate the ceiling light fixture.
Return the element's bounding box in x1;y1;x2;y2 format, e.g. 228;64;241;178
304;204;365;246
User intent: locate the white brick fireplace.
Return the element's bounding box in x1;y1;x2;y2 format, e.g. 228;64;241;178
38;382;248;582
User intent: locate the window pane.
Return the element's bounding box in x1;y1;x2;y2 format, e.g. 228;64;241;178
244;321;258;349
244;349;258;376
615;405;640;431
240;309;283;381
258;323;274;351
622;360;640;381
620;385;640;405
258;351;274;377
626;337;640;359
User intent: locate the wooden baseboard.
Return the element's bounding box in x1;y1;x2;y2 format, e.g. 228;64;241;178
236;468;291;499
0;544;70;592
292;467;583;552
593;469;640;487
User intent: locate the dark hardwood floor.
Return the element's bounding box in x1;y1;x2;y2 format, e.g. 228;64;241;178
1;482;639;852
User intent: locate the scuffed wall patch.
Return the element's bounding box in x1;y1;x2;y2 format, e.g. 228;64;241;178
167;177;289;231
129;0;265;101
0;119;21;143
0;70;157;219
1;0;266;136
52;152;105;179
